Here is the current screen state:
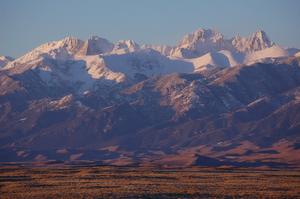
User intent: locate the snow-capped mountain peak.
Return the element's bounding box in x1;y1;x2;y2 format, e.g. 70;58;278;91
0;55;14;68
248;30;273;49
232;30;273;53
141;44;173;56
82;36;114;55
6;36;85;66
111;40;140;54
58;36;84;51
170;28;229;58
178;28;224;48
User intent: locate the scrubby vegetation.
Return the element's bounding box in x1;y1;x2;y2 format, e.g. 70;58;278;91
1;164;300;198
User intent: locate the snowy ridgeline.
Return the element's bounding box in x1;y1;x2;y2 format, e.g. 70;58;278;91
1;28;299;91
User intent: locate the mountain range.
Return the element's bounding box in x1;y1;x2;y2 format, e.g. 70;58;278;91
1;28;300;167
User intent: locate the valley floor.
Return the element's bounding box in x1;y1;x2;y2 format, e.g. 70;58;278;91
1;164;300;198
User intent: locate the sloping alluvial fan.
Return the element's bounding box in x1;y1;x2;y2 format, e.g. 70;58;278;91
0;28;300;167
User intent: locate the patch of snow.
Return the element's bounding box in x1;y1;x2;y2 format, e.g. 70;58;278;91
80;55;125;83
245;45;288;64
19;117;27;122
102;49;194;77
186;51;238;71
49;94;74;110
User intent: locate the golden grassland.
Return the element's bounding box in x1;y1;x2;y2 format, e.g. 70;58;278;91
0;164;300;198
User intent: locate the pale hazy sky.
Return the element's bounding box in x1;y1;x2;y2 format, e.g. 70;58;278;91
1;0;300;57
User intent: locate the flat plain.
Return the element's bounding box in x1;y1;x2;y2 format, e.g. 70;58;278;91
1;164;300;199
